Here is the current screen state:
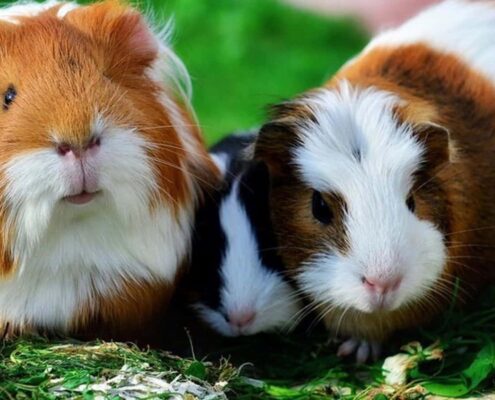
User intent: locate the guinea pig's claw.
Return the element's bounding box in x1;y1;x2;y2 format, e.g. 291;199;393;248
356;341;370;364
337;338;382;363
337;338;359;357
371;342;382;362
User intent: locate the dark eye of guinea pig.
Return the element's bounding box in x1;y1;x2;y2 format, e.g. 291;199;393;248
312;191;334;224
3;85;17;110
406;194;416;212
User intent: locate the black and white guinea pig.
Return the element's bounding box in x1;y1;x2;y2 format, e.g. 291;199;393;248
188;133;302;337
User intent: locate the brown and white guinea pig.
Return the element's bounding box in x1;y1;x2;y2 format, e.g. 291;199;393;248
188;133;302;336
255;0;495;361
0;0;218;340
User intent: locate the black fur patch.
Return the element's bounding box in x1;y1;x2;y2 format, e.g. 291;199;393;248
188;132;257;310
189;189;227;310
238;162;285;273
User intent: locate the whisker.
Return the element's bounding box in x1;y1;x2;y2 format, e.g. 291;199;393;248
412;161;453;194
448;255;491;260
149;142;246;183
445;225;495;237
334;305;352;338
287;299;323;331
137;123;202;131
446;259;481;274
148;156;218;191
448;243;495;249
307;302;335;332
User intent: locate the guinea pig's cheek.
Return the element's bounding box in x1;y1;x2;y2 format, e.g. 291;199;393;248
384;219;446;309
2;150;68;251
410;220;447;298
96;129;156;213
4;150;68;202
297;254;363;309
255;275;302;332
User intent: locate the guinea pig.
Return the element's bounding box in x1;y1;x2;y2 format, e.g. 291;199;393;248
188;133;302;337
0;1;218;340
255;0;495;361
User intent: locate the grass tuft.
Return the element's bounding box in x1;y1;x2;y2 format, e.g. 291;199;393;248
0;339;236;399
2;287;495;398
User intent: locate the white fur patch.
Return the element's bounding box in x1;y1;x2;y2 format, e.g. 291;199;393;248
0;0;80;24
196;179;301;336
367;0;495;84
293;82;446;314
0;117;190;330
56;2;78;18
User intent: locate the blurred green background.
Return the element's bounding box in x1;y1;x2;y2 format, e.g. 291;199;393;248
149;0;368;144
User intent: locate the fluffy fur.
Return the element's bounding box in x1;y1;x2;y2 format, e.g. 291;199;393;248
195;178;301;336
189;134;301;336
255;0;495;347
294;83;446;314
0;1;218;340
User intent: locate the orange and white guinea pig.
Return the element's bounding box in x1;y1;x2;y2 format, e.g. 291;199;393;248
0;0;218;340
255;0;495;362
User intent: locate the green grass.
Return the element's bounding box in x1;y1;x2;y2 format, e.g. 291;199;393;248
151;0;368;143
0;339;236;399
2;287;495;399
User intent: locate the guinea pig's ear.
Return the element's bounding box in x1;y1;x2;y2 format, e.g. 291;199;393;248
414;122;453;167
65;2;158;76
255;121;298;178
397;101;453;167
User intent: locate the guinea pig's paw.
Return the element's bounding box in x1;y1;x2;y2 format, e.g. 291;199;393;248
1;322;19;342
337;338;382;364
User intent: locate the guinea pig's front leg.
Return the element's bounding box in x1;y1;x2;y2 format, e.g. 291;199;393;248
0;321;10;340
0;321;31;341
337;337;382;364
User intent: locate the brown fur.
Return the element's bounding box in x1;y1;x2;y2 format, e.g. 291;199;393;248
74;279;176;343
256;44;495;340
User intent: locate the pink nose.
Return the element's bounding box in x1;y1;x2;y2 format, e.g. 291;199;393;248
227;310;256;329
362;275;402;294
56;137;101;157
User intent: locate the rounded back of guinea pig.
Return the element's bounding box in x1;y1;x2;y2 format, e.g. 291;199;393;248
189;158;302;336
255;82;452;337
0;1;218;279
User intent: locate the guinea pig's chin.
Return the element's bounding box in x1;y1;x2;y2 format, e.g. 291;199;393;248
348;228;447;315
194;295;301;337
296;254;358;310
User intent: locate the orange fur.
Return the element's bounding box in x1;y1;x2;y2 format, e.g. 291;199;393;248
0;1;219;341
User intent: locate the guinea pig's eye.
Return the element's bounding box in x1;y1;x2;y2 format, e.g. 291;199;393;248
406;194;416;212
3;85;17;110
312;191;333;224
